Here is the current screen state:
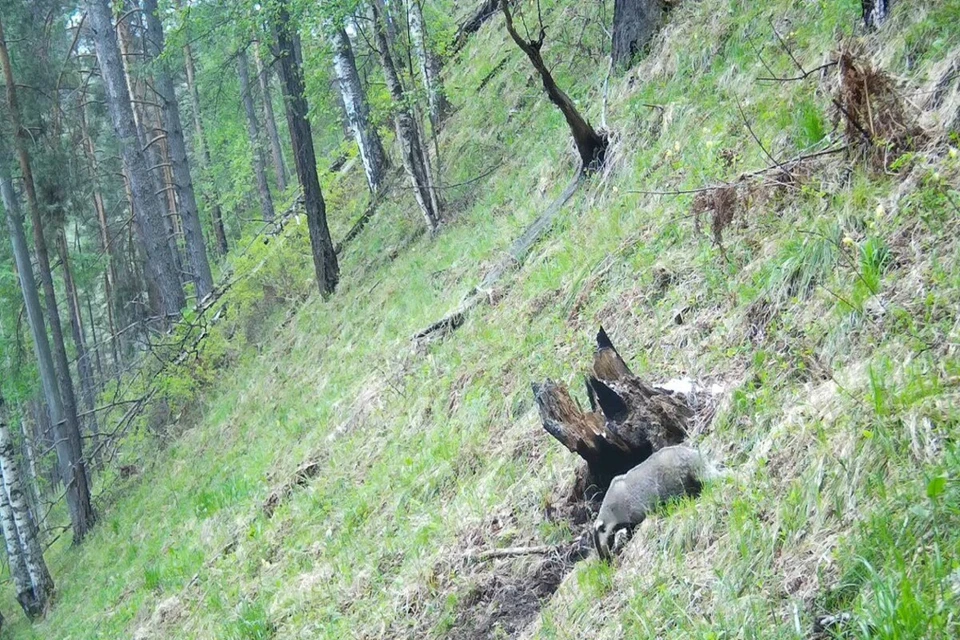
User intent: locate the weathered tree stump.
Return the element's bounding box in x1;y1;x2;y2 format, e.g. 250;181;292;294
533;327;691;499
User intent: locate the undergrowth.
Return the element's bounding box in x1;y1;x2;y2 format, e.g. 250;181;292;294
3;0;959;638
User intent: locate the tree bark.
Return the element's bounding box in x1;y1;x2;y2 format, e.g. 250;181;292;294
501;0;608;171
116;14;185;283
0;400;53;615
372;0;443;231
182;34;228;255
143;0;215;300
610;0;663;69
87;0;186;320
55;228;101;466
0;439;42;619
273;1;340;297
862;0;891;28
453;0;500;51
408;0;450;131
253;43;289;193
0;19;96;543
330;24;389;193
533;327;690;494
237;48;276;223
1;154;95;543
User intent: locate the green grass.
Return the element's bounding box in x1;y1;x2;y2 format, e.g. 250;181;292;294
3;0;960;638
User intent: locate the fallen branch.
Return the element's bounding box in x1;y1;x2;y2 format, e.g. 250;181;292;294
412;171;584;342
467;545;556;562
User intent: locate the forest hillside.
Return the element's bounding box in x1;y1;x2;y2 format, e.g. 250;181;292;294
0;0;959;638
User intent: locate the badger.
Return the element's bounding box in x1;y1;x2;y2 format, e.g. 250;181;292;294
593;445;721;560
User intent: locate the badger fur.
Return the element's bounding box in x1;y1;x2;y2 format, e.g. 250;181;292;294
593;445;720;560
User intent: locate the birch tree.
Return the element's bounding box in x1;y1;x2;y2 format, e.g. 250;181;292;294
330;22;388;193
371;0;443;231
408;0;450;130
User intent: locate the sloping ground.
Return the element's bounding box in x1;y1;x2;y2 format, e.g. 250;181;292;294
5;0;960;638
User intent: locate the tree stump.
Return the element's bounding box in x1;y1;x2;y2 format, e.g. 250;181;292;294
532;327;691;500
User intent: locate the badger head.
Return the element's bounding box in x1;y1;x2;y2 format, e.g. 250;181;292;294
593;516;639;561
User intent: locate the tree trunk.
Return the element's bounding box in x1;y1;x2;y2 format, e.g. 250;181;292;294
862;0;891;28
408;0;450;131
372;1;443;231
0;404;55;610
532;327;690;495
0;430;43;620
182;35;228;255
0;20;97;543
0;397;53;618
87;0;186;320
116;14;185;282
501;0;607;171
330;24;389;193
1;155;95;543
19;414;41;515
237;48;276;223
78;96;124;369
143;0;214;300
453;0;500;51
273;1;340;297
610;0;663;69
55;228;101;467
253;43;289;193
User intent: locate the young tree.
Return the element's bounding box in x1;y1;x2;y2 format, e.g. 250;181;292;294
237;48;277;223
254;43;289;192
181;34;229;255
407;0;450;130
143;0;215;300
862;0;891;28
272;0;340;296
1;151;96;543
85;0;186;320
371;0;443;231
610;0;663;69
501;0;608;170
329;22;388;193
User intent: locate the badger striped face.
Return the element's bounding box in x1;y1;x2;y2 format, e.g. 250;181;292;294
593;518;613;561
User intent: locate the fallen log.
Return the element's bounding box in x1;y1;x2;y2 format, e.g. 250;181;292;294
533;327;690;494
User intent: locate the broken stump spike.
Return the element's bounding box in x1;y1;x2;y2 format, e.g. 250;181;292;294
584;375;599;414
593;326;633;382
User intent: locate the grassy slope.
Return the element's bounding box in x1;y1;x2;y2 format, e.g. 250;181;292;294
5;0;960;637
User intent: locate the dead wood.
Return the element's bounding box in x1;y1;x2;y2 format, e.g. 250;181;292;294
533;327;691;492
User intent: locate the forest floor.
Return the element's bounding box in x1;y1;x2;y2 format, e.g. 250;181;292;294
4;0;960;638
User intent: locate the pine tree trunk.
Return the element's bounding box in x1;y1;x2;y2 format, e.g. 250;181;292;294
0;22;96;542
87;0;186;320
116;15;186;282
55;228;101;467
182;34;228;254
610;0;663;69
0;406;54;608
1;157;95;543
274;1;340;296
254;44;289;193
237;48;276;223
372;1;443;231
408;0;450;130
330;24;389;193
78;97;124;369
0;443;42;619
501;0;608;170
143;0;214;300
